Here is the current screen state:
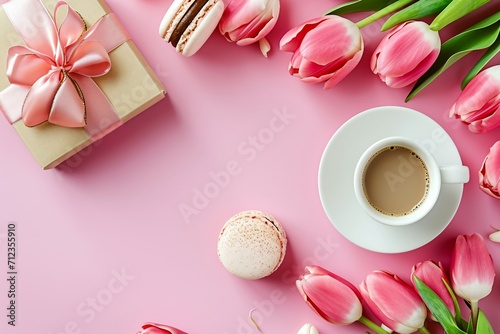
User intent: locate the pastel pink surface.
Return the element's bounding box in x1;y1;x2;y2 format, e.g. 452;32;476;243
0;2;500;334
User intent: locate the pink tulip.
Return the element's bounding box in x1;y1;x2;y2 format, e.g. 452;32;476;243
279;15;364;89
479;141;500;198
360;271;427;333
450;234;495;303
411;260;455;320
219;0;279;56
138;323;187;334
296;265;363;325
449;66;500;133
371;21;440;88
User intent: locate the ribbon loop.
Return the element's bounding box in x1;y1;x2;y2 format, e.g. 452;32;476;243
1;0;130;132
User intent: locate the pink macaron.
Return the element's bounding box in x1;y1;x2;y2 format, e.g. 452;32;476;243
217;210;287;280
159;0;224;56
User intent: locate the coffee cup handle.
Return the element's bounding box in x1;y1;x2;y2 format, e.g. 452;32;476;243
440;165;470;184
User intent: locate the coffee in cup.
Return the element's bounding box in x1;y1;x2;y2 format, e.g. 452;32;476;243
362;145;429;216
354;137;469;226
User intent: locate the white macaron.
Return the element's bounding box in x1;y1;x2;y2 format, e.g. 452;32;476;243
217;210;287;280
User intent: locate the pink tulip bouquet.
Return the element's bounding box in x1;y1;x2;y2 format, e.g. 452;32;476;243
297;234;496;334
279;0;498;94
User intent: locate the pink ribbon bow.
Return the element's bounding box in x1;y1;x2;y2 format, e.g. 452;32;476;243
2;0;129;135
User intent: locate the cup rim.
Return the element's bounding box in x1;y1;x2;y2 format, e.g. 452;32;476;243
353;136;441;227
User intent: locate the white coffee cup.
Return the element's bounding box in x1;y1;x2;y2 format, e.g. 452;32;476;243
353;136;469;226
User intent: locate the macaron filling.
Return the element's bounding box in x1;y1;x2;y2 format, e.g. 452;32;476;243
169;0;209;47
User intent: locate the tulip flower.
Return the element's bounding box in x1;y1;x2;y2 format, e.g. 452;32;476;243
297;266;389;334
360;271;428;334
451;234;495;303
279;15;363;89
451;234;495;330
479;141;500;199
297;323;319;334
137;323;187;334
297;265;362;325
449;66;500;133
371;21;440;88
219;0;279;56
411;260;455;321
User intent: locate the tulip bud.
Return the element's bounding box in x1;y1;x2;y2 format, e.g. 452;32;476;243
450;66;500;133
280;15;363;89
479;141;500;198
219;0;280;56
411;260;455;321
360;271;427;334
451;234;495;303
371;21;440;88
296;265;363;325
138;323;187;334
489;227;500;242
297;323;319;334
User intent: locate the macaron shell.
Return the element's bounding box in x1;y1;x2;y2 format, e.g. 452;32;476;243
179;0;224;56
159;0;195;42
217;210;287;280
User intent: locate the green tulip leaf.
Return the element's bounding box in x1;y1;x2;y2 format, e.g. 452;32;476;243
430;0;491;31
466;315;474;334
325;0;398;16
414;276;467;334
462;35;500;88
442;278;469;330
477;309;494;334
382;0;452;31
406;11;500;101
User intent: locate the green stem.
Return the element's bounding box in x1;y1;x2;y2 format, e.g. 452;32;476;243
356;0;417;28
358;316;392;334
471;300;479;334
418;326;432;334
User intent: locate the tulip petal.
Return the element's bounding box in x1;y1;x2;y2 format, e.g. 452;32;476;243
323;47;363;89
489;230;500;242
141;322;188;334
450;67;500;132
259;38;271;57
375;22;440;78
300;17;361;66
480;141;500;198
279;17;328;52
451;234;495;302
22;71;61;127
220;0;268;34
360;271;426;333
411;261;455;321
384;48;439;88
234;0;279;45
297;266;362;325
483;142;500;188
297;323;319;334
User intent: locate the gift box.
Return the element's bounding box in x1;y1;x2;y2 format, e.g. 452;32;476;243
0;0;165;169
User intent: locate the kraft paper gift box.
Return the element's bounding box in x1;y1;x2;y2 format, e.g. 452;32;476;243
0;0;165;169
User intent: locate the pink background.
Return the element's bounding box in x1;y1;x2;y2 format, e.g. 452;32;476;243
1;1;500;333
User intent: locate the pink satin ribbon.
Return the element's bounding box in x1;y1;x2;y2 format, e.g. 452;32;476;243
0;0;130;140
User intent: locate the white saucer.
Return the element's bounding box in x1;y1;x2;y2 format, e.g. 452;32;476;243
318;106;465;253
